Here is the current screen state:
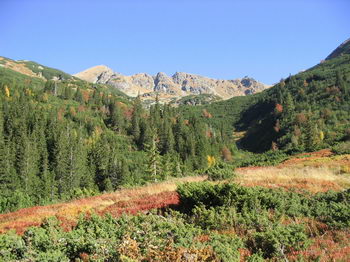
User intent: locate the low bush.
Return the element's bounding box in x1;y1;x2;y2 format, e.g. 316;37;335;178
204;161;236;181
249;224;310;259
236;150;289;167
177;182;350;229
332;141;350;154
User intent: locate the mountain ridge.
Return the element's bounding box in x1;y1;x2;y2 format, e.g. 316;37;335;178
74;66;269;100
326;38;350;60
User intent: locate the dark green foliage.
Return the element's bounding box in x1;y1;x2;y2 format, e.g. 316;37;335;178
204;161;236;181
0;182;348;261
179;94;258;140
332;141;350;154
176;182;349;259
235;150;289;167
0;212;242;261
207;233;243;262
326;38;350;60
177;182;350;229
176;43;350;154
0;65;222;213
239;53;350;152
250;224;309;259
174;93;222;106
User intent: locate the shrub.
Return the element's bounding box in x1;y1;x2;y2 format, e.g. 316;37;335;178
249;225;310;259
246;252;265;262
207;233;243;262
0;231;26;261
205;161;236;181
236;150;289;167
332;141;350;154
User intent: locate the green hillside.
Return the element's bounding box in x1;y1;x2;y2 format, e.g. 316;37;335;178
182;39;350;153
326;38;350;60
0;64;231;213
0;56;73;80
239;42;350;152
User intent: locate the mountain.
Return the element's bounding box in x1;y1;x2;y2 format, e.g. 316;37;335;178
189;38;350;153
0;56;73;80
0;54;236;215
74;66;269;101
326;38;350;60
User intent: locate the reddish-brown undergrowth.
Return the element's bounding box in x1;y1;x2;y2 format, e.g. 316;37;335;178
289;230;350;262
97;191;180;217
0;176;205;234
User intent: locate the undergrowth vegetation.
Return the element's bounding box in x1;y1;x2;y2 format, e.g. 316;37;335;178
1;182;349;261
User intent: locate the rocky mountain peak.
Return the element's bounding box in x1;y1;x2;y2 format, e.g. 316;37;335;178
154;72;178;94
75;66;269;102
74;65;116;84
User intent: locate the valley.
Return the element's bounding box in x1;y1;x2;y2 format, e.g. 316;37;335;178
0;32;349;262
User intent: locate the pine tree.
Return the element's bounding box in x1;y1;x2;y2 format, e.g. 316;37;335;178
109;102;124;134
74;87;84;103
145;131;161;182
54;126;71;196
131;97;143;145
118;158;131;186
139;119;152;150
15;122;39;196
160;154;172;180
160;119;175;154
0;109;17;196
44;80;55;94
91;133;111;191
63;86;73;100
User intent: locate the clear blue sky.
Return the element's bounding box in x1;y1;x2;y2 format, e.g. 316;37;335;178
0;0;349;84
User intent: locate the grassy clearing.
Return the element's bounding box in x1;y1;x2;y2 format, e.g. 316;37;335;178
236;166;350;193
236;150;350;193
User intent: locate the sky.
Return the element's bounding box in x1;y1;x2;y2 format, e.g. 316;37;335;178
0;0;349;85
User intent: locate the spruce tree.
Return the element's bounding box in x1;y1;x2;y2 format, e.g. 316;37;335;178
145;131;161;182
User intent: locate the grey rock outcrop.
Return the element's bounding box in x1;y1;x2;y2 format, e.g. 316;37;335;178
75;66;269;100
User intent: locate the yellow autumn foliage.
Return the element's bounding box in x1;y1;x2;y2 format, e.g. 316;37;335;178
4;86;10;97
319;131;324;141
207;155;216;167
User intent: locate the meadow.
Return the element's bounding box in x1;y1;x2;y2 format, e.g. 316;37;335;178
0;150;349;261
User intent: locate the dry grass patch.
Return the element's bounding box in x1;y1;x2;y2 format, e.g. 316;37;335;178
236;166;350;193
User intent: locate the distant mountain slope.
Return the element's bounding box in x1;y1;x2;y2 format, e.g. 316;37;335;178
180;38;350;153
74;66;269;101
238;38;350;152
0;56;73;80
74;65;114;83
326;38;350;60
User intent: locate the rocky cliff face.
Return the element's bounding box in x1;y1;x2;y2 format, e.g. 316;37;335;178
74;66;269;101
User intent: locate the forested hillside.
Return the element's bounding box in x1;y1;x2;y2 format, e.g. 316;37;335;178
184;40;350;153
239;44;350;152
0;66;231;213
